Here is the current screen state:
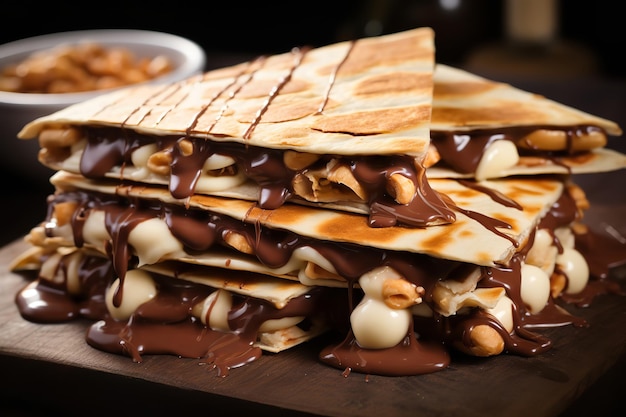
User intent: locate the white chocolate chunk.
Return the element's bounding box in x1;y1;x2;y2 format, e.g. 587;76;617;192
63;250;84;295
475;140;520;181
193;289;232;332
130;144;159;180
82;210;109;251
485;295;514;333
64;139;86;169
259;316;305;333
195;169;247;192
131;144;159;169
350;267;412;349
557;248;589;294
203;154;236;170
106;269;157;320
127;218;184;266
554;226;576;250
351;298;411;349
411;302;434;317
520;263;551;314
525;228;557;277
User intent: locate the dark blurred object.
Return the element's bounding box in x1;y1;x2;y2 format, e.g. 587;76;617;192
334;0;501;70
464;0;600;80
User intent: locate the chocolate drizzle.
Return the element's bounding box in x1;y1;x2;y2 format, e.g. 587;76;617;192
14;168;626;377
192;57;267;135
457;179;523;210
316;41;355;114
78;127;454;227
244;48;308;139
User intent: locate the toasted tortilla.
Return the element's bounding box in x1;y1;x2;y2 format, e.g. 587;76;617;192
47;170;564;267
18;28;450;228
431;64;621;135
427;64;625;179
19;28;434;157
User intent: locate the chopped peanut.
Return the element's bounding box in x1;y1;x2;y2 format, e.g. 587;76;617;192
382;278;423;309
386;173;416;205
0;42;173;94
147;150;173;175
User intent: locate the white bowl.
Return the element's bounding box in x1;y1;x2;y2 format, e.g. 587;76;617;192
0;29;206;183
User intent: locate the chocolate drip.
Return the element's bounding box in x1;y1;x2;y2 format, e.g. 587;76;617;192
431;125;604;174
451;202;517;247
103;201;156;307
316;41;355;114
352;155;456;227
538;187;579;232
444;308;552;356
15;249;337;377
478;256;553;354
189;57;266;135
168;137;215;200
15;254;112;323
47;190;459;291
77;127;453;227
319;327;450;377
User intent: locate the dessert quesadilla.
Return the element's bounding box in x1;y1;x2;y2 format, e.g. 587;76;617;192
12;169;610;376
17;27;453;229
9;27;626;378
427;64;626;180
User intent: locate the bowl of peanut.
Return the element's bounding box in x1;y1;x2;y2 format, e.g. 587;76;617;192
0;29;206;183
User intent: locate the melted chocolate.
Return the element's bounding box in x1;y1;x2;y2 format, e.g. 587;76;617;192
78;127;454;228
319;327;450;377
15;254;112;323
16;250;339;377
14;178;626;377
431;125;604;174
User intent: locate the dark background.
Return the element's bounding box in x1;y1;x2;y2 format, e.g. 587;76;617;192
1;0;624;77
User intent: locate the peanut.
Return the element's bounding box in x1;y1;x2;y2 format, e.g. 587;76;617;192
0;42;173;94
459;324;505;357
177;139;194;156
38;127;82;148
517;129;607;152
382;278;423;309
147;150;172;175
283;150;320;170
386;173;416;205
222;231;254;254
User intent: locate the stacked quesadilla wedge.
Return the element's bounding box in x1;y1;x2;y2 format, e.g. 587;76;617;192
427;64;626;180
11;27;626;377
18;27;451;229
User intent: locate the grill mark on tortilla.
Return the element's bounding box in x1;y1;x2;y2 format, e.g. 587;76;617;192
243;47;310;140
121;82;184;128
